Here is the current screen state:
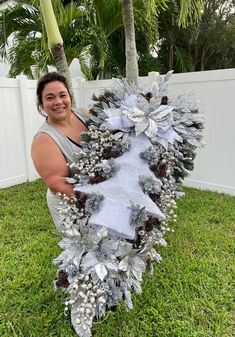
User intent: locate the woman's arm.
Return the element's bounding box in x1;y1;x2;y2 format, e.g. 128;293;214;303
31;133;74;197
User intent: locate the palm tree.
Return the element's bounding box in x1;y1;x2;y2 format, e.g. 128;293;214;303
80;0;124;79
0;2;46;78
121;0;204;83
39;0;75;100
84;0;162;79
0;0;205;81
39;0;66;73
122;0;138;84
0;0;90;79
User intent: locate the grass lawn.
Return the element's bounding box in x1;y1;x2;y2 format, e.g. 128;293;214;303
0;179;234;337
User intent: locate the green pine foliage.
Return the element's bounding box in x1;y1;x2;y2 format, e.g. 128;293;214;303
91;90;117;111
0;180;234;336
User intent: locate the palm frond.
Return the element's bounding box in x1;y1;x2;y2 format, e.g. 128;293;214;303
178;0;204;27
93;0;123;37
0;3;42;60
174;45;192;72
7;35;50;78
77;48;93;80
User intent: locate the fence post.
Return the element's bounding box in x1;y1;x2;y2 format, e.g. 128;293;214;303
17;75;33;182
73;76;85;107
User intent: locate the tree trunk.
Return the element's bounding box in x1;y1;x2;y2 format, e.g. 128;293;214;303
190;44;198;71
168;43;174;70
200;49;205;71
39;0;75;105
200;45;209;71
98;58;105;80
51;44;74;95
122;0;138;85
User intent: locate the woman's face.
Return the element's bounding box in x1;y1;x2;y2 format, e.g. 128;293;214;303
41;81;72;122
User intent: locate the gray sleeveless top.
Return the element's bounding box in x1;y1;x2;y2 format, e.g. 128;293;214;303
36;109;89;228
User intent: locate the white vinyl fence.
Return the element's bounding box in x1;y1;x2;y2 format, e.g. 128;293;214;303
0;69;235;196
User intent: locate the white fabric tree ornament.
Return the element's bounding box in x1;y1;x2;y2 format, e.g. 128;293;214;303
75;134;165;239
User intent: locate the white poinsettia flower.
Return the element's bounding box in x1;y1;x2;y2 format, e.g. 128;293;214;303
122;104;175;139
81;239;119;281
119;254;146;281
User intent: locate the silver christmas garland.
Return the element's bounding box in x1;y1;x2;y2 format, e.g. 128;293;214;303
54;71;204;337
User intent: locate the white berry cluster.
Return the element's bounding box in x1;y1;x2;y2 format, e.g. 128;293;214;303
69;126;126;182
66;274;106;335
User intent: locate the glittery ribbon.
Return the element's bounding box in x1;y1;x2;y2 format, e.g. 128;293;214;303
105;94;182;145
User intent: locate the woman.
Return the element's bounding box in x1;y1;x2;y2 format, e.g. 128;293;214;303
31;72;89;227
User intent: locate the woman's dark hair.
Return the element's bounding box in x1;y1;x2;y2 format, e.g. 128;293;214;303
36;72;72;116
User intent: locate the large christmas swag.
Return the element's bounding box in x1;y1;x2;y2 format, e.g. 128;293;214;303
54;71;204;336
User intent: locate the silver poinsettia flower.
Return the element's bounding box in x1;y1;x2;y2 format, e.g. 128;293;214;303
81;239;119;281
104;93;182;146
122;104;176;139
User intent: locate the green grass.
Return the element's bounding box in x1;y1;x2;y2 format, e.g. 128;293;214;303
0;180;234;337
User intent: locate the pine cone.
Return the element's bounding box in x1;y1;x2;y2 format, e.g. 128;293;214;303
150;163;167;178
103;147;121;159
149;193;161;204
161;96;168;105
75;192;89;208
89;174;106;184
56;269;69;288
144;216;161;232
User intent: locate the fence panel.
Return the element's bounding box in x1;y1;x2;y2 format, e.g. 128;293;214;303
169;69;235;195
0;78;28;187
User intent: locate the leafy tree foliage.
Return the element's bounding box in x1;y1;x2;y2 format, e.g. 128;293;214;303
0;0;161;79
1;0;233;78
157;0;235;73
0;0;92;78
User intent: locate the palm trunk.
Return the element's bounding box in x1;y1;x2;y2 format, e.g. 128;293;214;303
122;0;138;85
39;0;75;105
168;43;174;70
98;57;105;80
200;44;209;71
190;44;198;71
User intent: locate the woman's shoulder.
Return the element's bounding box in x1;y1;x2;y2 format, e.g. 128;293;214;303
34;119;63;140
32;121;62;152
32;131;58;150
